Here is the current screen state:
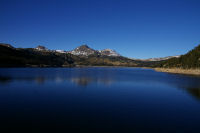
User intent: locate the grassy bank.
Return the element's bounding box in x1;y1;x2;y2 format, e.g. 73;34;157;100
154;68;200;76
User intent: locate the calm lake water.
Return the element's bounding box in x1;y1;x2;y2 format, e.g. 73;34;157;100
0;67;200;133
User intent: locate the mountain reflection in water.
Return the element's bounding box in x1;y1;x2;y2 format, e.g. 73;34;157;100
0;68;200;101
0;69;114;86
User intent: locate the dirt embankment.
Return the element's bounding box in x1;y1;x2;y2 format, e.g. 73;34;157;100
154;68;200;76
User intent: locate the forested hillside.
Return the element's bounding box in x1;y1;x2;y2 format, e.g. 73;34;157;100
156;44;200;69
0;44;74;67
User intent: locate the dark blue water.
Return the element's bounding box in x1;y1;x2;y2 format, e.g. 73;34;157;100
0;67;200;133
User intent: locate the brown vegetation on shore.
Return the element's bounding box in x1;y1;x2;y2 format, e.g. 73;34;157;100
154;68;200;76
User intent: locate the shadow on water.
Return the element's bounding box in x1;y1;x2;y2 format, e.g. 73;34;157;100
0;76;12;84
166;74;200;100
183;87;200;100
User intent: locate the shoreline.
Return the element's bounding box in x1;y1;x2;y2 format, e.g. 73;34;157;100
154;68;200;76
0;65;141;68
1;66;200;76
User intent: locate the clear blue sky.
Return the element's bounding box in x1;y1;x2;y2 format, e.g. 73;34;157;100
0;0;200;59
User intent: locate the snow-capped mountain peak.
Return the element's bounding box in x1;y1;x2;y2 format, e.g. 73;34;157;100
99;49;121;57
67;45;97;56
67;45;121;57
35;45;47;51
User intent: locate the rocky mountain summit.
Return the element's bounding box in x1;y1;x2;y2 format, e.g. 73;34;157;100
67;45;121;57
35;45;48;51
99;49;121;57
67;45;97;56
15;44;121;57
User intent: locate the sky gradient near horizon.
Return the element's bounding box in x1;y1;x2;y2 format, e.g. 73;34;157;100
1;0;200;59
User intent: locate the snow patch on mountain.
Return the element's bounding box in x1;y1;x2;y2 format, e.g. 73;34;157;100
99;49;121;57
67;45;121;57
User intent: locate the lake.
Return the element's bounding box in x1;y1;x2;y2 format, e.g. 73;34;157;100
0;67;200;133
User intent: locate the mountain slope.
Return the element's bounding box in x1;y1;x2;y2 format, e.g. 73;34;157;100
68;45;121;57
135;56;180;61
0;43;74;67
99;49;120;57
156;44;200;68
67;45;98;56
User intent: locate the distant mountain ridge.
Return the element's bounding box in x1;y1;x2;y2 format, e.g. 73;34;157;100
32;44;178;61
3;42;199;68
30;44;121;57
67;44;121;57
0;43;149;67
132;55;180;62
0;43;176;61
0;43;74;67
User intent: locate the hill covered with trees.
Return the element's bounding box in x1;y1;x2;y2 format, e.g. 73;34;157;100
156;44;200;69
0;44;74;67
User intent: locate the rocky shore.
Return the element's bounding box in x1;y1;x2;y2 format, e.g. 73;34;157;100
154;68;200;76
